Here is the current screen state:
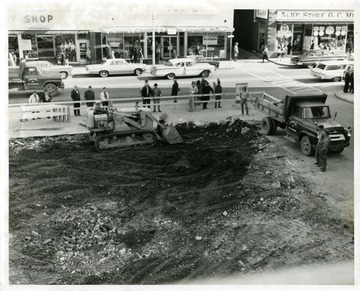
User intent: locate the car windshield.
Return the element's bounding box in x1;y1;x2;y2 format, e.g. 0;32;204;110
164;61;174;66
316;64;326;70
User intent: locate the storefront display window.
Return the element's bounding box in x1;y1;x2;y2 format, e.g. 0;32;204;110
275;23;293;54
312;25;347;52
55;34;77;62
188;33;225;58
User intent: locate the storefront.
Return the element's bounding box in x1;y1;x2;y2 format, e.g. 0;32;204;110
7;3;234;65
270;10;354;55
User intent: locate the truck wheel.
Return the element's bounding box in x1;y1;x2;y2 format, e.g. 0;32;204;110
99;70;109;78
44;83;58;97
166;73;175;80
260;117;274;135
300;135;315;156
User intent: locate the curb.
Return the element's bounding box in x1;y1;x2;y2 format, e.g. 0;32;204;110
335;91;354;104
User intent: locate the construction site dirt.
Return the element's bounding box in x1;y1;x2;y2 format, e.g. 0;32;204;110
8;118;354;284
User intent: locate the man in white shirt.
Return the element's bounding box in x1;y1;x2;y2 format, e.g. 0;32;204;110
28;91;40;103
100;87;110;107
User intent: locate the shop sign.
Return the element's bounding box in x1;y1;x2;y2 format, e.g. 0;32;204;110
203;35;218;45
167;28;177;35
19;39;32;50
255;10;268;19
277;10;354;22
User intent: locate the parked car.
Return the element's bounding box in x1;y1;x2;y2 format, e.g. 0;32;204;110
291;50;347;67
149;58;215;79
309;60;352;82
186;55;220;70
26;60;73;79
85;58;147;77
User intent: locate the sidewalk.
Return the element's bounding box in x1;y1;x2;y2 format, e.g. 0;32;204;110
8;98;267;139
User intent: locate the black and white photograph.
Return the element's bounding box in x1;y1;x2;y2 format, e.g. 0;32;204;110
1;0;358;290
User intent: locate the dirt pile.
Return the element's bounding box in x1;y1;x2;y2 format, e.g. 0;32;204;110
8;118;354;284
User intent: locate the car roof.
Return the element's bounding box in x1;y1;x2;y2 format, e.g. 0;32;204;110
170;58;195;62
316;60;353;66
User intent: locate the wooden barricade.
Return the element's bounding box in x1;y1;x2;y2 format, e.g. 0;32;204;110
21;104;71;122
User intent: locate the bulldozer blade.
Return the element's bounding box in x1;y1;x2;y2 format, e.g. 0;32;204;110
161;124;183;144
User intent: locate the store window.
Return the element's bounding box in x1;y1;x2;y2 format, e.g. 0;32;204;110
55;34;77;62
188;33;225;58
37;35;54;58
275;23;292;54
312;25;347;52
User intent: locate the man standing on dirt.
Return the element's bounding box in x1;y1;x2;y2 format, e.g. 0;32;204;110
84;86;95;108
201;81;214;110
140;81;152;109
314;125;330;172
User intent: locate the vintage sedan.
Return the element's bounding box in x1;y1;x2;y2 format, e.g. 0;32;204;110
186;55;220;70
26;60;73;79
85;58;147;77
149;58;215;79
291;50;347;67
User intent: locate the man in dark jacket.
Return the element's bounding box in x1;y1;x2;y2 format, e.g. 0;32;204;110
201;81;214;109
71;85;81;116
84;86;95;107
140;81;152;109
343;69;351;93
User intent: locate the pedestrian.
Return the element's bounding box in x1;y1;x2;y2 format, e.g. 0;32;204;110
40;91;51;103
155;42;161;64
189;81;198;112
100;87;110;108
171;48;177;59
140;81;152;109
152;83;162;112
314;125;331;172
233;42;239;61
28;91;40;103
277;45;282;58
214;78;222;109
171;79;180;104
343;69;351;93
201;81;214;110
262;45;269;62
200;76;207;94
84;86;95;108
71;85;81;116
287;42;292;56
139;48;144;64
349;67;354;93
240;86;251;115
86;47;91;64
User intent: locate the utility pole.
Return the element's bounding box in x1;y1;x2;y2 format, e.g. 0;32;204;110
228;34;234;61
152;12;155;65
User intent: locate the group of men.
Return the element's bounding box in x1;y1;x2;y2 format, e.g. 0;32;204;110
140;80;163;112
70;86;110;116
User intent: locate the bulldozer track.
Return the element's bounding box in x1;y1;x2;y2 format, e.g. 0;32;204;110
94;129;157;152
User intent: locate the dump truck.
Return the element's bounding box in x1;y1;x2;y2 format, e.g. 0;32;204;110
255;93;351;156
9;59;64;97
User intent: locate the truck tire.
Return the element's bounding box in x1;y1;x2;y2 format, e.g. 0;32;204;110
330;148;344;154
201;70;210;77
260;117;274;135
300;135;315;156
44;83;58;97
134;68;143;76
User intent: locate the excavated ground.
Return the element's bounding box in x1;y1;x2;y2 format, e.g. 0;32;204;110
8;118;354;284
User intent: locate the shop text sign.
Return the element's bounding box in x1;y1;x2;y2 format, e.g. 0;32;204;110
203;35;218;45
277;10;354;21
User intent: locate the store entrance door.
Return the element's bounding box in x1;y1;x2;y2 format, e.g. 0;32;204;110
78;40;89;64
161;36;177;59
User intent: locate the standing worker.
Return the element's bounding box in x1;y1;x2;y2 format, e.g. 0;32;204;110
171;79;180;109
214;78;222;109
100;87;110;108
233;42;239;61
262;45;269;62
84;86;95;108
140;81;152;109
71;85;81;116
240;86;251;115
152;83;162;112
201;81;214;110
314;125;331;172
28;91;40;103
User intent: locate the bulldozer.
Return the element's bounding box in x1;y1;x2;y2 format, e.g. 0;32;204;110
86;102;183;151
